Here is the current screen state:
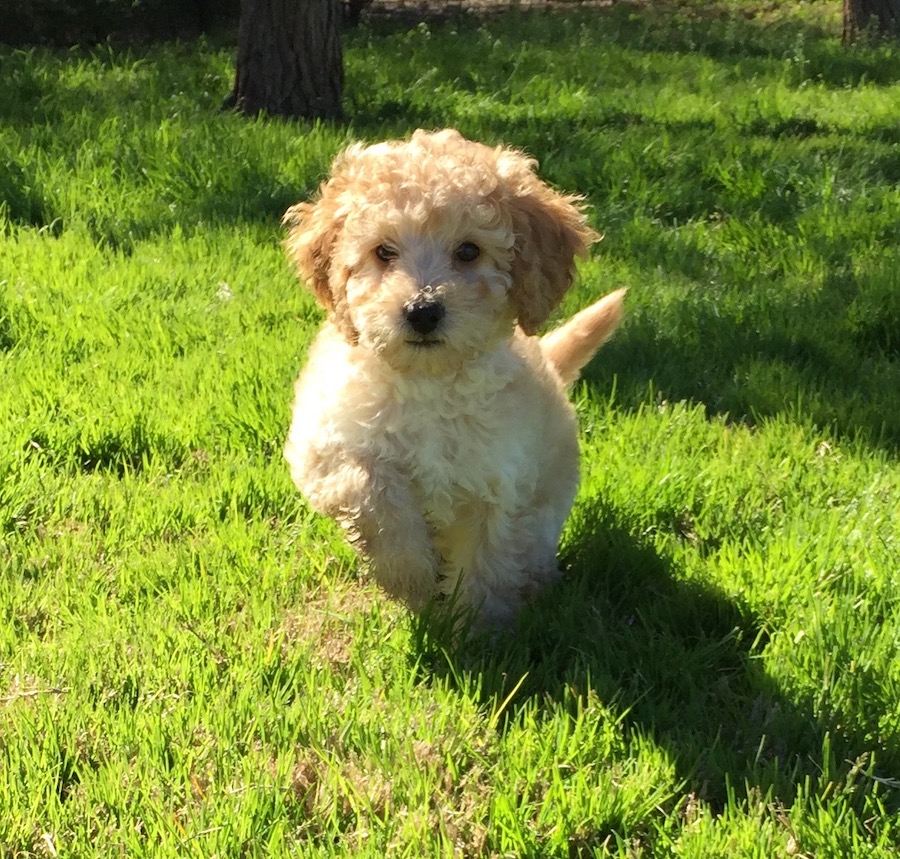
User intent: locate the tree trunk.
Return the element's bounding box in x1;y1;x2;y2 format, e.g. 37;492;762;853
226;0;343;120
843;0;900;43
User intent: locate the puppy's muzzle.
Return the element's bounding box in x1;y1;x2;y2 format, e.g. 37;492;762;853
403;288;445;338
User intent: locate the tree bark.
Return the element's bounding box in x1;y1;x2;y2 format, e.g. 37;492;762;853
226;0;343;120
843;0;900;43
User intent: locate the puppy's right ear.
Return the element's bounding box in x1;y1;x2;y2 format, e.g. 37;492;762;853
283;193;357;342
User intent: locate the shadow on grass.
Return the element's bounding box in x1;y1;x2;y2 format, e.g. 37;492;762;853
354;2;900;86
585;279;900;453
412;500;899;826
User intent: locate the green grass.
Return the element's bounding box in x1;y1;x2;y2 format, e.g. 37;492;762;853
1;2;899;855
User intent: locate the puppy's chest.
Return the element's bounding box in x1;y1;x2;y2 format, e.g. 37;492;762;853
372;377;533;523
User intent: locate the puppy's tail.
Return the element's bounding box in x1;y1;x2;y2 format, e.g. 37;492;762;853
540;288;627;385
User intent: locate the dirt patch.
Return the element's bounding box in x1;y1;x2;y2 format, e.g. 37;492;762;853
278;584;384;668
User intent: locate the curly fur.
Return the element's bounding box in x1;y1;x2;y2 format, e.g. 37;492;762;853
284;128;625;629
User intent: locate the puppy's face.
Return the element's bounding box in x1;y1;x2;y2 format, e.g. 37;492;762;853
285;129;597;372
337;182;518;372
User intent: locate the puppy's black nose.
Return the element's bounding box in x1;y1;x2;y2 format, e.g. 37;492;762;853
403;293;445;336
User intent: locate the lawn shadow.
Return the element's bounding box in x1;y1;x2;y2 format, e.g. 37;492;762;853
412;499;899;819
582;268;900;454
356;1;900;87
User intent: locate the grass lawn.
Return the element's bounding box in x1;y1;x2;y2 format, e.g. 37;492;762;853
1;1;899;855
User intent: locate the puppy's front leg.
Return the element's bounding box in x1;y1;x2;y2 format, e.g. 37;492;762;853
297;456;440;610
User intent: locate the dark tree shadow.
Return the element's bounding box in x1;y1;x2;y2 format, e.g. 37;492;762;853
411;499;899;829
580;275;900;453
353;1;900;86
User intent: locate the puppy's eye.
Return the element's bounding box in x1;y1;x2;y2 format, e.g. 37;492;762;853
455;242;480;263
374;244;398;263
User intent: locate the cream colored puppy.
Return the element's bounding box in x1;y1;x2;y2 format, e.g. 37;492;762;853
284;129;625;629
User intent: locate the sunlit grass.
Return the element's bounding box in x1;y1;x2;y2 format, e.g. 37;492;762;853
1;3;899;855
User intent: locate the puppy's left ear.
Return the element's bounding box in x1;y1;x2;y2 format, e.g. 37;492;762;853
283;190;357;342
506;171;599;334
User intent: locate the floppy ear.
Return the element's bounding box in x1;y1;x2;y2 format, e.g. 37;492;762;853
505;172;599;335
283;187;358;343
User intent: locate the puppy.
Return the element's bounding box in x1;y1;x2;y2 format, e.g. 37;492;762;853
283;129;625;629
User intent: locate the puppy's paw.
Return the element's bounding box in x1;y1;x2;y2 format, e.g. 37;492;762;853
369;546;441;612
